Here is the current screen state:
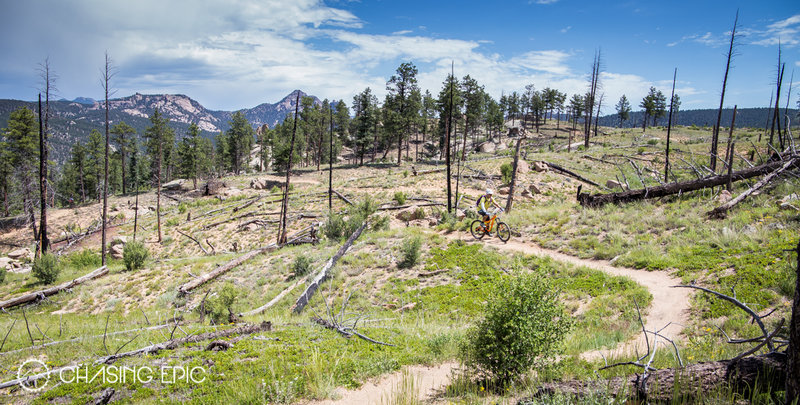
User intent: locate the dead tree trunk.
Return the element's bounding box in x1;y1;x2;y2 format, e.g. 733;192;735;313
445;63;454;213
578;157;800;207
710;11;738;172
725;105;738;191
0;266;108;310
665;68;677;183
102;53;112;264
292;221;367;314
786;240;800;404
278;92;301;245
505;136;525;213
38;94;49;255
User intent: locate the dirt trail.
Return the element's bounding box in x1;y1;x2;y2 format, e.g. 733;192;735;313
310;231;691;404
314;362;457;405
446;232;691;361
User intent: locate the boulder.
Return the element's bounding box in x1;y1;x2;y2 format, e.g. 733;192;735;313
606;179;623;189
250;178;267;190
718;190;732;204
533;161;548;172
779;193;799;210
521;189;532;198
517;160;530;174
111;244;124;260
0;257;13;271
222;187;243;197
497;142;508;151
528;183;541;195
245;223;260;232
7;248;31;261
498;186;510;195
162;179;186;191
478;142;496;153
204;179;227;196
110;236;128;247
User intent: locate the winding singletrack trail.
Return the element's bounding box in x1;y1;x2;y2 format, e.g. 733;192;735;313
310;231;692;404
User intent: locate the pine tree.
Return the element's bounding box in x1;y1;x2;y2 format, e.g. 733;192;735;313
110;121;135;194
615;95;632;127
386;62;420;164
144;108;174;243
352;88;378;165
4;107;39;239
226;111;254;175
178;123;201;189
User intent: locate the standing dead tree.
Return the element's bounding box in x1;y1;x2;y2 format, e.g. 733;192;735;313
292;221;367;314
505;135;526;213
278;92;301;245
665;68;677;183
37;58;56;255
709;10;739;172
101;52;115;265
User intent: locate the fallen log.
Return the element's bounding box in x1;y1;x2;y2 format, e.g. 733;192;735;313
377;202;446;211
707;156;799;218
292;222;367;314
241;278;304;317
529;352;786;403
332;189;354;206
176;230;209;255
0;266;108;310
177;226;315;295
0;321;272;390
543;161;602;187
577;157;800;207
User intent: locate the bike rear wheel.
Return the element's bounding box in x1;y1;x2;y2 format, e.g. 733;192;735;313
470;220;487;240
496;222;511;242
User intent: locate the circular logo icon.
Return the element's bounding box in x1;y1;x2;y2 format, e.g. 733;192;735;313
17;359;50;392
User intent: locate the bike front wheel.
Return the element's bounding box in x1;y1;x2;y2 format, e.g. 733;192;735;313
496;222;511;242
470;220;487;240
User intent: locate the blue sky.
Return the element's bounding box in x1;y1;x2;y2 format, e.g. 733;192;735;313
0;0;798;114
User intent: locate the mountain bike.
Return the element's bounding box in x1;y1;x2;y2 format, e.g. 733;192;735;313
470;208;511;242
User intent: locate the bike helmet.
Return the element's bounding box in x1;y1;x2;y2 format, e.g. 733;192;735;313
486;188;493;195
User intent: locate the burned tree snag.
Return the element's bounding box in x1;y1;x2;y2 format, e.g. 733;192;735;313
710;10;738;172
278;92;300;245
505;135;525;213
665;68;676;183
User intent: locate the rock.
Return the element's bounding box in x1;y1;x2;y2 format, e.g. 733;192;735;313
521;189;532;198
250;178;267;190
779;193;799;207
7;248;31;261
497;142;508;151
162;179;186;191
245;223;260;231
111;244;124;260
718;190;732;204
147;206;156;212
517;160;530;174
204;179;227;196
498;186;510;195
428;218;439;227
606;179;623;189
222;187;243;197
533;161;548;172
529;183;541;194
110;236;128;247
0;257;13;271
395;302;417;312
478;142;496;153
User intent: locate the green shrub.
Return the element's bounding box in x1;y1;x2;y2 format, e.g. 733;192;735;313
67;249;101;270
398;236;422;269
205;282;240;324
462;272;572;384
393;191;407;205
165;217;180;227
0;268;5;284
322;212;347;240
292;255;312;278
32;253;60;284
500;163;513;185
123;241;149;272
177;203;187;214
647;138;659;145
325;197;379;240
270;185;281;194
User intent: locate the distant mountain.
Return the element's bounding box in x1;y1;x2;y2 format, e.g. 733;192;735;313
0;90;318;165
598;107;799;129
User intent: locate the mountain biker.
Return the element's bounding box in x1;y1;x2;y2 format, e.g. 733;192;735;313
476;188;502;227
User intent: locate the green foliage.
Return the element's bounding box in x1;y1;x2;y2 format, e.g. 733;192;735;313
123;241;149;272
398;236;422;269
165;217;180;227
322;212;347;240
500;163;513;185
292;255;312;278
66;249;101;270
0;268;5;284
462;272;572;384
393;191;407;205
32;253;60;284
206;282;240;324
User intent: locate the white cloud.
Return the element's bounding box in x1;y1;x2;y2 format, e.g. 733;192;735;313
560;26;572;34
530;0;559;4
750;14;800;47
